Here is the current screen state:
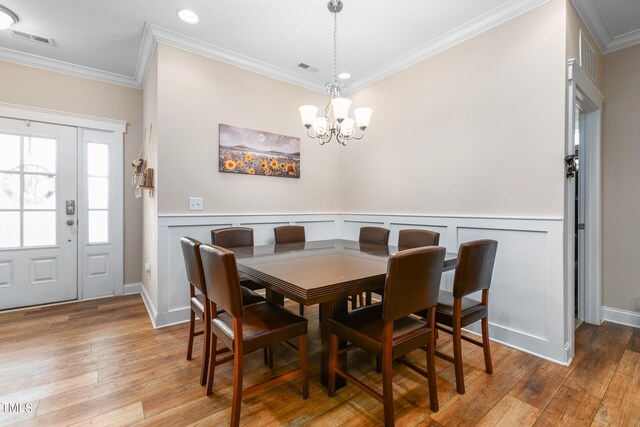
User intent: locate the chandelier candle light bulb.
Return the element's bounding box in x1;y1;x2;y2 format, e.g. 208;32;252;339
298;0;372;145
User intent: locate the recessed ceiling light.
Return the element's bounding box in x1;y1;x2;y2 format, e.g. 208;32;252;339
177;9;199;24
338;72;351;80
0;5;19;30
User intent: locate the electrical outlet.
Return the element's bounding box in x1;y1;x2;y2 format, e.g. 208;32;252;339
189;197;203;211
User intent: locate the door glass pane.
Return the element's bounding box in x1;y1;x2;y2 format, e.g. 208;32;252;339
24;137;57;174
0;134;20;171
0;211;20;248
24;211;56;246
88;177;109;209
23;173;56;210
0;173;20;209
88;143;109;177
89;210;108;243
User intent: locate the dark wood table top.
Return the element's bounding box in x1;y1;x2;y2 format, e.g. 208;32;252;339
233;239;457;306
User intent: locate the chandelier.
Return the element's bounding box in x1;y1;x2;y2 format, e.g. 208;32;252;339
298;0;372;146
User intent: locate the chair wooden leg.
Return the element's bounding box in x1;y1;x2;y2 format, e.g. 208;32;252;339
351;295;357;310
481;316;493;374
327;333;338;397
267;346;274;369
187;309;195;360
231;346;244;427
382;347;395;427
299;335;309;399
365;291;372;306
376;356;382;373
200;317;210;386
206;334;218;396
263;347;269;365
426;311;439;412
299;303;304;317
358;293;365;307
452;323;465;394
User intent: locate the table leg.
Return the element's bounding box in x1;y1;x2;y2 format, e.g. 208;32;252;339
320;297;348;389
265;289;285;306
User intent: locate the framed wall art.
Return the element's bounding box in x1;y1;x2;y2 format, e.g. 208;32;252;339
219;124;300;178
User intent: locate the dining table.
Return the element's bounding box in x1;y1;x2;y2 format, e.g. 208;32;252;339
231;239;457;389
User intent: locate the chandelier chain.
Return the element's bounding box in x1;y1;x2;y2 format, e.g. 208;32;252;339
333;4;338;82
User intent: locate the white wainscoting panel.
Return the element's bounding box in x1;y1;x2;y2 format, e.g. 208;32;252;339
154;213;567;364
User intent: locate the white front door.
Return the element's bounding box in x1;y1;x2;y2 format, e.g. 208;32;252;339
0;117;78;310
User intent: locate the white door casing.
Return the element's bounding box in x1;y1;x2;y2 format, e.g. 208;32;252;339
0;103;125;309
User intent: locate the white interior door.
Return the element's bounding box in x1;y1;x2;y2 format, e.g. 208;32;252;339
0;117;78;310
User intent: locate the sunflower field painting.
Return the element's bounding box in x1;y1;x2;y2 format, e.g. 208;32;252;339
219;124;300;179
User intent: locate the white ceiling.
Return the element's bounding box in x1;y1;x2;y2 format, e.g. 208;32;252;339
572;0;640;53
2;0;631;92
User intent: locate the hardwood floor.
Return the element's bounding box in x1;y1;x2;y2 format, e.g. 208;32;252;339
0;295;638;426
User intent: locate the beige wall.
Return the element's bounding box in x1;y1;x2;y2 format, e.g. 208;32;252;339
155;43;341;215
602;43;640;312
566;2;603;87
0;60;143;284
341;0;567;217
142;50;159;304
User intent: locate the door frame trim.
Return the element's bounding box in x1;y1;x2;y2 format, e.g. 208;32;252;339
0;102;126;303
565;59;604;357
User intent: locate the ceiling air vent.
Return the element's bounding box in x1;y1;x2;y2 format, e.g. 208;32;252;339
11;30;55;46
298;62;319;72
579;30;596;82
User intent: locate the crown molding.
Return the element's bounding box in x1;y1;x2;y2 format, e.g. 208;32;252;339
0;46;140;88
139;23;326;94
570;0;640;54
345;0;550;94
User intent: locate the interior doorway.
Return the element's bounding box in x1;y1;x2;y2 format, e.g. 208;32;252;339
565;60;604;362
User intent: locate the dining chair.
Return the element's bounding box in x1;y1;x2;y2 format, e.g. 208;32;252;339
199;244;309;427
328;246;445;425
355;226;391;308
433;239;498;394
274;225;307;316
180;237;265;387
211;227;263;290
274;225;306;244
398;229;440;249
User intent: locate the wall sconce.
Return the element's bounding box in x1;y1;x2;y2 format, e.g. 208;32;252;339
133;125;154;197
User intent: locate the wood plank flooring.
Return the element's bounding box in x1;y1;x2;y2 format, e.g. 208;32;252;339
0;295;638;426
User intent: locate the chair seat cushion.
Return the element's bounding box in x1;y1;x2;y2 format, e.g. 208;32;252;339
329;304;430;359
435;290;487;327
191;293;206;316
193;287;263;317
213;301;307;354
240;286;265;306
240;277;264;291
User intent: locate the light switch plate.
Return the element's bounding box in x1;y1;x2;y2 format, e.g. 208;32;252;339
189;197;203;210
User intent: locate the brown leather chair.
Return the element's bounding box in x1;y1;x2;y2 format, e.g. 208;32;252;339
274;225;307;316
328;246;445;425
359;226;390;245
199;244;309;427
274;225;306;244
356;226;390;307
434;239;498;394
398;229;440;249
180;237;265;387
211;227;263;292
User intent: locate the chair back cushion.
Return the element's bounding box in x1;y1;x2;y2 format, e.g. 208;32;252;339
382;246;446;322
398;229;440;249
211;227;254;248
180;237;207;295
452;240;498;298
274;225;306;244
199;244;244;318
359;226;390;245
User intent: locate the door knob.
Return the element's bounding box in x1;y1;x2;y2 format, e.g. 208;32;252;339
66;219;75;226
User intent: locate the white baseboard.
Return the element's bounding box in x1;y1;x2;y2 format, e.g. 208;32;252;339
603;306;640;328
138;283;158;328
123;282;143;295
